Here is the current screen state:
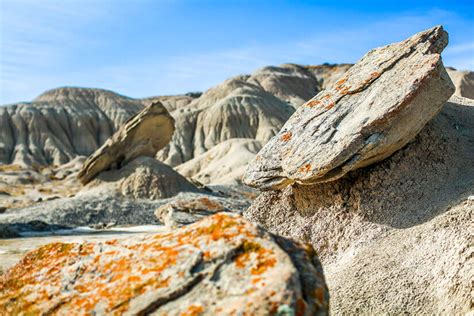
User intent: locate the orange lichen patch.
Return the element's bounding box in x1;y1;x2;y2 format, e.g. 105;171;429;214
0;214;290;315
325;102;335;110
306;99;322;108
280;131;292;142
235;241;276;275
335;78;347;86
298;163;311;173
181;304;204;316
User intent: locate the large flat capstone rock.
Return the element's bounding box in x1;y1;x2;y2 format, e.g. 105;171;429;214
243;26;455;189
0;213;328;315
78;101;174;184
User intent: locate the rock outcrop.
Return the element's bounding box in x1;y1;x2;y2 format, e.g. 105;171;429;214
446;67;474;99
245;95;474;314
243;26;455;189
77;102;174;184
0;213;329;315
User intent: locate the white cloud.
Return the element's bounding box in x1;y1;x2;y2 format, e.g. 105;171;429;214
1;2;472;104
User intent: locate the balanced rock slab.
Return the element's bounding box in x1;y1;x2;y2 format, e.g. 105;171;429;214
0;213;328;315
78;102;174;184
243;26;455;189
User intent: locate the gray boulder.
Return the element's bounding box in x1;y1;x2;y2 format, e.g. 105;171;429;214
243;25;455;189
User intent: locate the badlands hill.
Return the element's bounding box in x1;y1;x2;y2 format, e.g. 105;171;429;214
1;63;472;186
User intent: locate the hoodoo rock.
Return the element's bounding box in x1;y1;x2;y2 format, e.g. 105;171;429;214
0;213;329;315
77;102;174;184
243;26;455;189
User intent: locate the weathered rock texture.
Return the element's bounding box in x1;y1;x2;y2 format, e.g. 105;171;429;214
243;26;455;189
176;138;263;185
77;102;174;184
157;76;295;167
0;88;144;166
0;213;329;315
245;96;474;314
446;67;474;99
155;195;233;228
91;157;201;200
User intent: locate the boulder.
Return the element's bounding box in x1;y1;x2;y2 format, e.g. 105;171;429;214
155;195;231;228
92;156;200;200
243;25;455;189
244;96;474;313
0;213;329;315
77;102;174;184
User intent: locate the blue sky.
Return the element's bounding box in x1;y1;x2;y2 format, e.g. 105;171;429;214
1;0;473;104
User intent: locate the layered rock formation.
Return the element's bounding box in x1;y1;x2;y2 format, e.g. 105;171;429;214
245;96;474;314
0;213;329;315
77;102;174;184
446;67;474;99
243;26;454;189
0;88;145;166
243;26;473;313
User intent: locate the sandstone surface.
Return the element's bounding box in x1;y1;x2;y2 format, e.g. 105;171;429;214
243;26;455;189
245;95;474;314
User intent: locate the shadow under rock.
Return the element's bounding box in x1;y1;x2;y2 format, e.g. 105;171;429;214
248;98;474;231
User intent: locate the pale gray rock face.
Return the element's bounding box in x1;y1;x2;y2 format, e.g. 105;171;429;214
244;96;474;314
243;26;455;189
175;138;263;185
247;64;319;108
446;67;474;99
0;213;328;315
77;102;174;184
0;87;144;166
153;192;253;229
157;77;295;167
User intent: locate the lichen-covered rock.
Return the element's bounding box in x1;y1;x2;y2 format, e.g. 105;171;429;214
244;96;474;314
155;195;232;228
0;213;328;315
243;26;455;189
78;102;174;184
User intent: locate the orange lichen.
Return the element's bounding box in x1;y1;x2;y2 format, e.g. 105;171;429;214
181;304;204;316
280;131;292;142
299;164;311;173
335;78;347;86
0;214;284;315
235;241;276;275
306;99;322;108
325;102;335;110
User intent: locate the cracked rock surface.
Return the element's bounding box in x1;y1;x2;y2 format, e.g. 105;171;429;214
0;213;328;315
243;26;455;189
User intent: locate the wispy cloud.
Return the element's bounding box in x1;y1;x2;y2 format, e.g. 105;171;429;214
1;2;473;104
